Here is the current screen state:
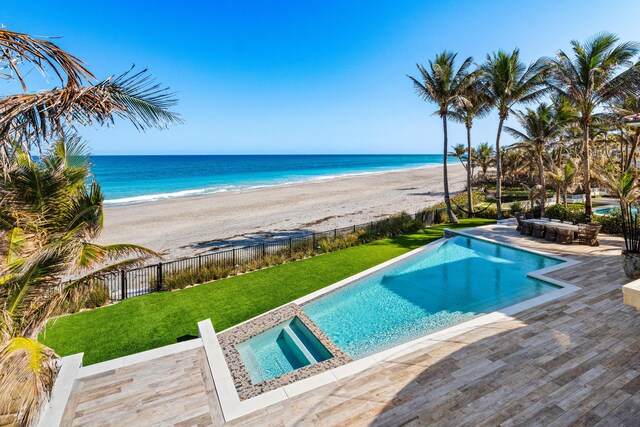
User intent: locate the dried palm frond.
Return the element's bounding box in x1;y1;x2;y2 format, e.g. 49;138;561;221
0;29;93;90
0;337;58;427
0;28;182;175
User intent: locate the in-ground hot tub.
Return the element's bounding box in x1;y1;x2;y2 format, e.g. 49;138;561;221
236;316;332;384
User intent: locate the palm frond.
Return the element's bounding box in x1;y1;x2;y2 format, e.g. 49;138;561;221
0;29;93;90
0;68;183;153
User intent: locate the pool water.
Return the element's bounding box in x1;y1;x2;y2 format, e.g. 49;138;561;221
303;235;561;359
594;206;636;216
236;317;332;384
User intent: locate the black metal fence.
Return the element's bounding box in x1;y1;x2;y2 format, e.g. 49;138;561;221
88;207;447;303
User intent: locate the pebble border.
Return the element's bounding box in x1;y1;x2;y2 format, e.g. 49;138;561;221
217;303;351;400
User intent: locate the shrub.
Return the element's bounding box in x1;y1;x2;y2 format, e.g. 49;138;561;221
475;207;497;219
594;210;623;234
427;192;488;219
543;204;588;224
162;268;199;291
530;205;542;218
84;285;110;309
62;282;112;312
509;201;524;215
360;212;422;241
205;262;235;280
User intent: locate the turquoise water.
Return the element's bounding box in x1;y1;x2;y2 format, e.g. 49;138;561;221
236;317;332;384
303;236;561;359
594;206;636;216
89;154;449;204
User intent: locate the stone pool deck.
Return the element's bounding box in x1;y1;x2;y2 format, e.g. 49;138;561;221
59;222;640;426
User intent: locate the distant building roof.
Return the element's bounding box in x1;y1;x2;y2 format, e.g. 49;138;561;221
623;113;640;127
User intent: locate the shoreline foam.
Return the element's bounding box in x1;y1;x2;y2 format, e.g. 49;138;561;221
100;164;467;259
103;163;445;206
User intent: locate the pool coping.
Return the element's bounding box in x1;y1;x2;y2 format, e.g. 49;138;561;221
205;225;582;422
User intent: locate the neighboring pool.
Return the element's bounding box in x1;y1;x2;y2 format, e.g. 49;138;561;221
303;235;562;359
594;205;634;216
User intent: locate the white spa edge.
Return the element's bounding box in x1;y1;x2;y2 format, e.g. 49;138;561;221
201;224;582;422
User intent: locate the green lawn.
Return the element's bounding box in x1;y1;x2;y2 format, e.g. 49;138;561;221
40;218;494;365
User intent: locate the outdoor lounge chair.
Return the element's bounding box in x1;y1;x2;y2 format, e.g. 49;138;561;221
544;226;558;242
520;222;533;236
556;228;574;244
577;223;602;246
532;222;546;238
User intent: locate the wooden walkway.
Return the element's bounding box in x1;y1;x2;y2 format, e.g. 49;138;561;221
62;223;640;426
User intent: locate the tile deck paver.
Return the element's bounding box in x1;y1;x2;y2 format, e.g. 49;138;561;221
61;222;640;426
61;347;225;426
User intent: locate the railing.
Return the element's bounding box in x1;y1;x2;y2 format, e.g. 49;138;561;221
86;207;447;303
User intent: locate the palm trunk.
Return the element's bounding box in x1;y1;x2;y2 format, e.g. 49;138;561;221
555;147;561;205
495;117;505;219
537;153;545;217
582;121;592;219
466;123;474;217
624;129;640;172
442;115;458;223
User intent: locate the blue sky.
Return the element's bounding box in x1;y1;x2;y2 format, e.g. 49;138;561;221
2;1;640;155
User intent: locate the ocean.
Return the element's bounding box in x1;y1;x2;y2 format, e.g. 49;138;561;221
90;154;449;205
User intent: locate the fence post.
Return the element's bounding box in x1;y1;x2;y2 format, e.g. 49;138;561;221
262;243;266;258
157;263;163;291
353;225;356;233
312;233;316;250
232;248;236;266
120;270;127;300
198;254;202;270
289;238;293;257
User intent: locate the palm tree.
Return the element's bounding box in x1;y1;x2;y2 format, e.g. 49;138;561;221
0;137;158;425
481;49;547;219
501;147;528;185
409;51;476;223
449;143;468;169
505;102;572;216
448;81;491;216
522;183;543;211
548;32;639;217
549;159;579;208
0;28;182;172
609;94;640;171
474;142;495;177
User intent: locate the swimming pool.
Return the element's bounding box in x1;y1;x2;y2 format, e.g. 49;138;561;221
594;205;635;216
303;235;561;359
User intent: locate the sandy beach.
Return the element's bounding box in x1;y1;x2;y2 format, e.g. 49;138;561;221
99;164;467;259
